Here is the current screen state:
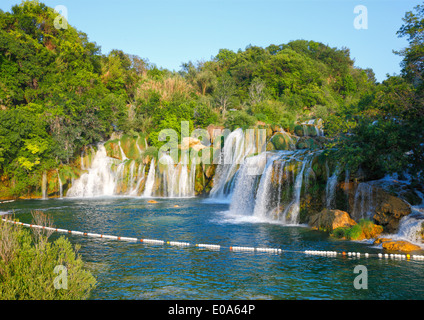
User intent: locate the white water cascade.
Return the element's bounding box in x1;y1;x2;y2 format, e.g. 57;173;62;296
41;171;47;199
66;141;197;198
159;154;197;198
143;159;156;198
57;169;63;198
67;144;119;197
325;164;339;210
226;149;315;224
209;128;258;200
352;182;375;221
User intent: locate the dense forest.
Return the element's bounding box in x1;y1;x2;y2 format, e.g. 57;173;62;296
0;1;423;198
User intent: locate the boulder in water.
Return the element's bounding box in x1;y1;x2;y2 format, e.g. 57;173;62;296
381;240;421;252
372;186;412;233
309;209;357;232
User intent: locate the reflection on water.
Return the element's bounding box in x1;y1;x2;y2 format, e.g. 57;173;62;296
1;197;424;300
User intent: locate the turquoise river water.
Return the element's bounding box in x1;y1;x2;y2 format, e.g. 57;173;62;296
1;197;424;300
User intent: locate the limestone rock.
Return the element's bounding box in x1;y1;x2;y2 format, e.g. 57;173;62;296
271;132;296;151
382;240;421;252
181;137;207;151
372;186;412;233
309;209;357;232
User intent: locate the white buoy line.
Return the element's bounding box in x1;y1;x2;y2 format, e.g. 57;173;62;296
2;218;424;261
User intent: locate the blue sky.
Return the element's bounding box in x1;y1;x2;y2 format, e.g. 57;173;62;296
1;0;421;82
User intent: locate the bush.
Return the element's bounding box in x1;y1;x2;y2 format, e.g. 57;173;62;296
331;219;383;241
0;212;96;300
224;111;256;131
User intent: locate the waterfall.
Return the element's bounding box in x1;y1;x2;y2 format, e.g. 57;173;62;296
352;182;374;221
392;191;424;247
130;164;145;196
41;171;47;199
210;128;257;200
67;140;196;198
225;147;314;225
280;153;311;224
81;152;85;170
325;164;339;210
229;153;267;215
395;209;424;246
143;159;156;198
128;160;136;192
252;153;286;219
159;154;196;198
57;169;63;198
119;141;128;161
67;144;118;197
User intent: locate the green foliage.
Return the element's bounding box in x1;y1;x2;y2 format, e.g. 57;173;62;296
224;110;256;131
331;219;383;241
0;217;96;300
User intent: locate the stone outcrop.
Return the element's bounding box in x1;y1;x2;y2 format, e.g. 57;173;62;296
180;137;207;152
270;132;296;151
309;209;357;232
371;186;412;233
373;237;422;252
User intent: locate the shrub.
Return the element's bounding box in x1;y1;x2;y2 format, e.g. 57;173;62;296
331;219;383;241
0;212;96;300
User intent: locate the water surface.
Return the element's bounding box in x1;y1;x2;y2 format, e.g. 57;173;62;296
2;197;424;300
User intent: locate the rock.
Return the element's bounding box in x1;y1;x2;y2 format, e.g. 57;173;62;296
360;220;384;239
309;209;357;232
382;240;421;252
271;132;296;151
207;125;225;144
372;186;412;233
331;219;383;241
266;141;275;151
181;137;206;151
296;137;322;150
373;238;393;245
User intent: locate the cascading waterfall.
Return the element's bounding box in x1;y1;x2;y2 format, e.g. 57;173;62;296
280;153;312;224
57;169;63;198
391;190;424;247
352;182;374;221
142;159;156;197
159;154;196;198
41;171;47;199
252;153;288;219
325;164;339;210
229;153;267;216
210;128;257;200
130;164;145;196
226;148;314;225
67;144;118;197
395;208;424;246
67;140;197;198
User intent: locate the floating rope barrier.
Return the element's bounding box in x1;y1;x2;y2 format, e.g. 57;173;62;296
2;218;424;261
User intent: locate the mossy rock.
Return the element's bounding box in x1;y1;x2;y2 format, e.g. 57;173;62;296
271;132;295;150
294;125;304;137
296;137;321;150
332;219;383;241
120;135;140;160
266;141;275;151
104;140;122;160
